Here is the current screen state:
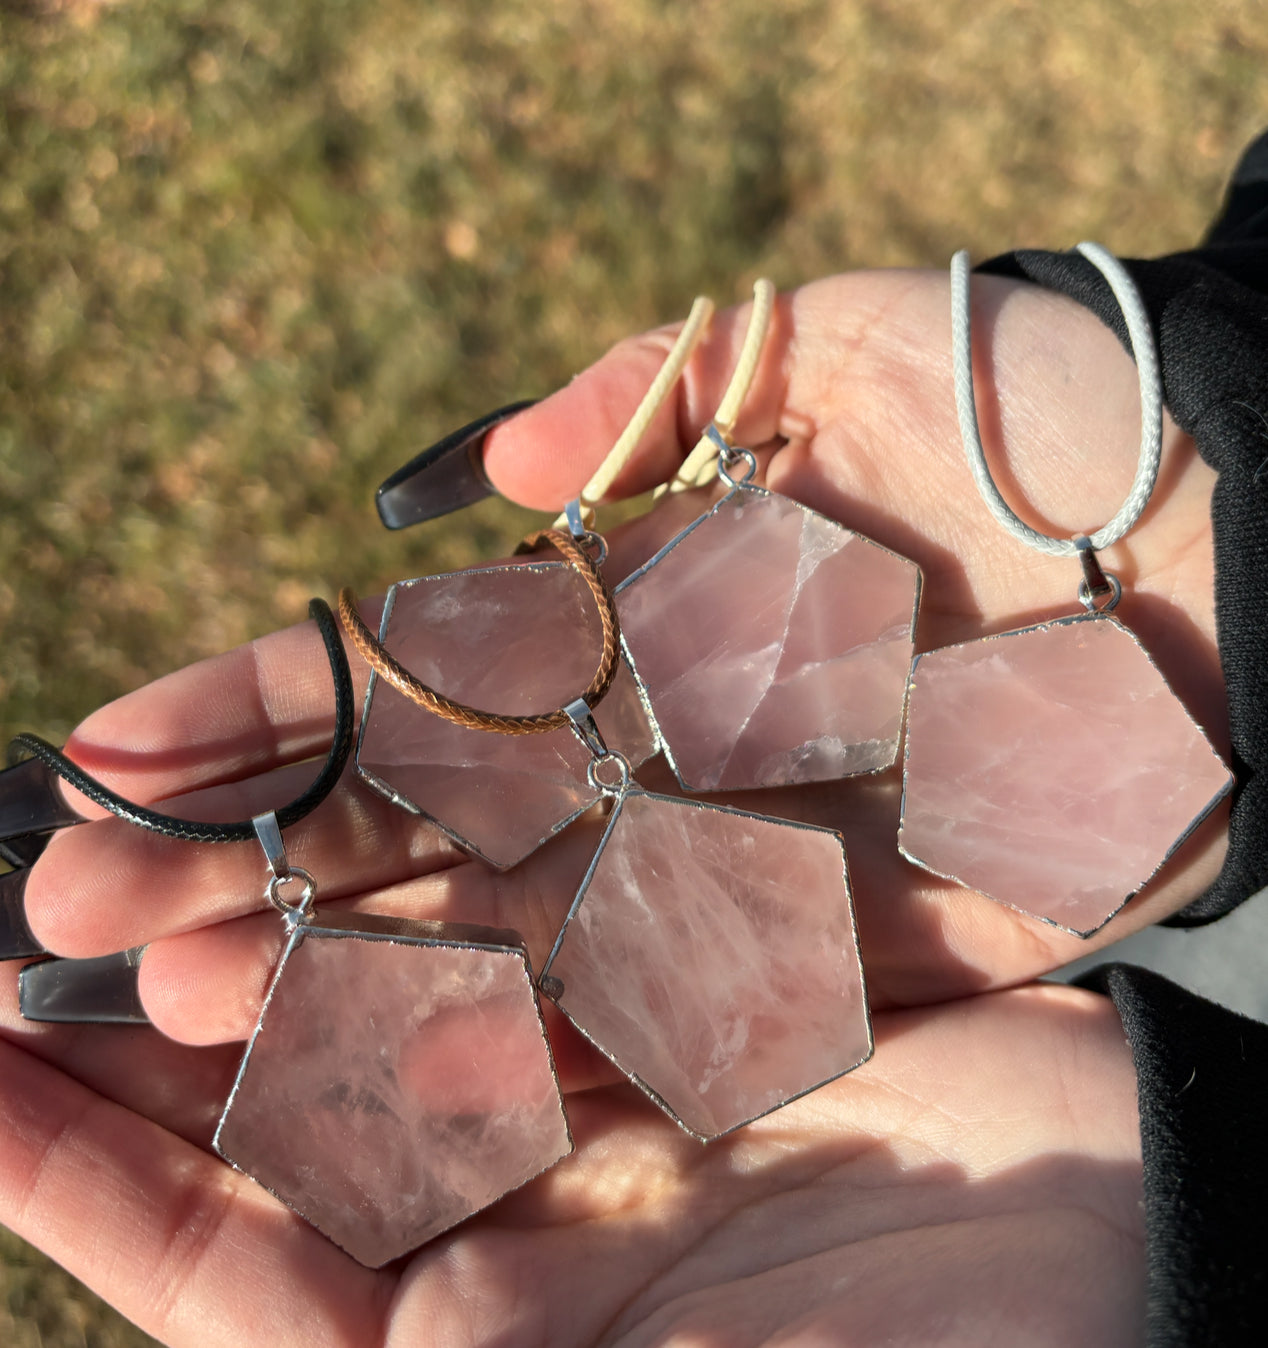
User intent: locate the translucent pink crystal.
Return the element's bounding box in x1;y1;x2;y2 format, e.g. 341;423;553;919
543;791;871;1139
357;562;655;868
900;614;1232;935
616;487;920;790
215;913;571;1267
602;485;727;585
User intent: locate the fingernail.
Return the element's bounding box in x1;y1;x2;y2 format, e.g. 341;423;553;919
0;867;45;961
19;948;149;1024
0;831;52;869
0;756;83;843
375;399;537;529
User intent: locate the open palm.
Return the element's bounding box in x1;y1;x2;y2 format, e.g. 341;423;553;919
24;268;1226;1017
3;267;1213;1340
1;972;1144;1346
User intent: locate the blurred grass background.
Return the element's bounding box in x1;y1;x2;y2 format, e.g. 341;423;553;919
0;0;1264;1341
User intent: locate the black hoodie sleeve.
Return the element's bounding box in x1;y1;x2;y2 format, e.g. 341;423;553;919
1077;964;1268;1347
981;133;1268;1346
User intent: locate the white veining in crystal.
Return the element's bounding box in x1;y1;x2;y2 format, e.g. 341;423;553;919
616;487;920;791
544;791;872;1139
356;562;655;868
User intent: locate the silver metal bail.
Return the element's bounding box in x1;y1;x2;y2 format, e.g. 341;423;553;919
252;811;290;880
563;498;590;540
564;697;609;760
565;698;631;797
253;811;316;923
563;497;610;564
704;422;731;457
706;423;758;487
1073;534;1122;613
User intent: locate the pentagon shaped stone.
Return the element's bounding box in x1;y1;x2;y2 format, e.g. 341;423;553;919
541;790;872;1140
215;911;571;1267
357;562;656;868
899;613;1233;936
615;485;921;791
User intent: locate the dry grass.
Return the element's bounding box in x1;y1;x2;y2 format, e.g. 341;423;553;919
1;0;1265;1341
1;1227;160;1347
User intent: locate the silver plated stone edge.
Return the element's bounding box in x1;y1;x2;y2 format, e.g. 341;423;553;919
614;482;923;793
354;566;653;871
539;786;874;1143
213;908;573;1266
896;609;1234;938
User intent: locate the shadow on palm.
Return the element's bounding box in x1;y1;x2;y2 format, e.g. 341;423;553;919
0;979;1144;1346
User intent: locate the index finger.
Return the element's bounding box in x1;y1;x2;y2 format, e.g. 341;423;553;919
48;603;377;816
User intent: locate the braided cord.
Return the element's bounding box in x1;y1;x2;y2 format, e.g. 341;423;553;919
339;528;622;736
7;598;354;843
345;286;770;735
951;241;1163;557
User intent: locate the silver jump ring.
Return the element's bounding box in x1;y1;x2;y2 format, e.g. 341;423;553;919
1077;572;1123;613
577;530;609;566
587;751;631;796
704;422;759;488
563;498;610;566
718;446;758;488
266;866;317;921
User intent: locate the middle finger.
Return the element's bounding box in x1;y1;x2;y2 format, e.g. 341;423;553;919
24;760;462;955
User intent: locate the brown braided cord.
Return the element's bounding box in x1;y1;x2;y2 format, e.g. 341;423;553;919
339;529;622;736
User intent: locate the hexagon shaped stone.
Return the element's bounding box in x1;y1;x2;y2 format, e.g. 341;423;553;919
899;613;1232;936
214;911;572;1267
541;789;872;1140
615;484;921;791
357;561;656;868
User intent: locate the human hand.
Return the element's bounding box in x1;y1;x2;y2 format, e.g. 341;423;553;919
19;270;1228;1035
4;269;1186;1339
0;971;1144;1346
480;268;1229;1003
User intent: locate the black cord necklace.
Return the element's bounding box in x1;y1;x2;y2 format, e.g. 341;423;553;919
4;593;574;1266
6;598;354;843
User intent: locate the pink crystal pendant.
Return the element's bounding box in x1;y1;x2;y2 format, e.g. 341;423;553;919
615;470;921;792
539;784;872;1140
356;561;656;868
899;612;1233;936
214;909;572;1266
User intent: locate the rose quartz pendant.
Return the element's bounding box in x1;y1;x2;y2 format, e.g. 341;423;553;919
356;562;655;868
615;484;921;791
214;910;572;1266
540;788;872;1140
899;612;1232;936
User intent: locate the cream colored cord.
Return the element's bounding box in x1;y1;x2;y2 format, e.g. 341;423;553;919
555;279;777;528
554;295;714;529
659;278;775;495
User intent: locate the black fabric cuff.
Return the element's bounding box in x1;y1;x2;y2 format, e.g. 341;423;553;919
1080;963;1268;1347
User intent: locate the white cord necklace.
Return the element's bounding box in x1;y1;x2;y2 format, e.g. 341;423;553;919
895;246;1231;940
950;241;1163;561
